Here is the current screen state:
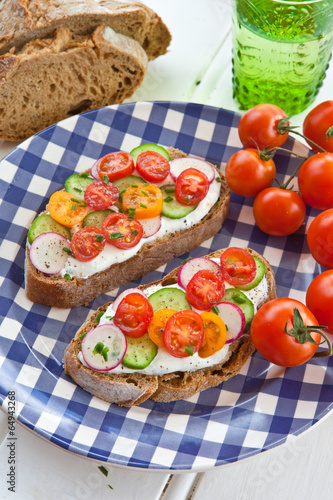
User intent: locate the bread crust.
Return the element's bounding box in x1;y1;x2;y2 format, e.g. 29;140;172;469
25;148;231;308
0;0;171;60
63;247;276;406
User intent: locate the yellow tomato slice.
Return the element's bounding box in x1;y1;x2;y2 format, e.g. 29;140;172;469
122;183;163;219
48;191;90;228
199;311;227;358
148;308;177;346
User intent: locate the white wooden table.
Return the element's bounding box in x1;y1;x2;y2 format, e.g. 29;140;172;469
1;1;333;498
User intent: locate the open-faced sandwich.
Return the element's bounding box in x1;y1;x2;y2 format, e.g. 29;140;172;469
25;145;230;308
63;247;277;406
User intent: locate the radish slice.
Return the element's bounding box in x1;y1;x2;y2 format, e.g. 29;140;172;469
29;232;70;274
139;216;162;238
215;302;246;343
177;257;222;289
90;159;101;180
81;324;127;371
170;157;216;183
112;288;148;312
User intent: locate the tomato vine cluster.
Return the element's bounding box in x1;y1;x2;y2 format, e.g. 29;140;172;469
224;102;333;365
225;102;333;267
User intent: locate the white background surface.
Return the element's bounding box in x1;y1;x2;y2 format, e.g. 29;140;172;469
1;1;333;499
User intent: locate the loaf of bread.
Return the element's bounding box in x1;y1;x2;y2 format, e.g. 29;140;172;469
25;147;231;308
63;248;277;406
0;0;171;141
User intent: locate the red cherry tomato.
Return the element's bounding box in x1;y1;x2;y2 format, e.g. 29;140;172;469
70;226;106;261
250;298;321;367
163;310;205;358
185;270;225;311
225;148;276;197
303;101;333;152
114;293;154;338
238;104;289;150
84;181;119;210
253;187;306;236
95;151;134;182
101;213;143;249
136;151;170;183
175;168;209;205
307;209;333;269
306;270;333;334
298;153;333;210
220;247;257;286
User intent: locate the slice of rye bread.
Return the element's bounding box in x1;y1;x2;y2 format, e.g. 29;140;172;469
0;25;148;141
0;0;171;60
63;248;277;406
25;147;231;308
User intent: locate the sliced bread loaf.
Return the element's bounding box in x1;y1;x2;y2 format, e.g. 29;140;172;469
0;25;148;140
0;0;171;60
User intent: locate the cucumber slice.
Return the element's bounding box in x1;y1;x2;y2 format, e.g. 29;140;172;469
122;333;158;369
65;174;94;201
82;209;115;229
112;174;144;209
220;288;254;332
238;256;265;291
130;144;171;164
27;214;71;244
161;184;197;219
148;287;192;313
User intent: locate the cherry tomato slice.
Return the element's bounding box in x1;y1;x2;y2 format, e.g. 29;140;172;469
220;248;257;286
70;226;106;261
84;181;119;210
163;310;204;358
136;151;170;183
186;270;225;311
148;308;177;347
48;190;90;227
96;151;134;182
101;213;143;249
122;183;163;219
199;312;227;358
114;293;154;338
175;168;209;205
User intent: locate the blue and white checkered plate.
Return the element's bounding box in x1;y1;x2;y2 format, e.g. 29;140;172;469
0;102;332;471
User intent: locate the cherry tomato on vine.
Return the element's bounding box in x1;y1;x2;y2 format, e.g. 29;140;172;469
220;247;256;286
253;187;306;236
163;310;205;358
303;101;333;153
136;151;170;183
114;292;154;338
185;270;225;311
95;151;134;182
238;104;289;150
70;226;106;261
306;271;333;335
175;168;209;205
225;148;276;197
251;298;322;367
307;209;333;269
298;152;333;210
